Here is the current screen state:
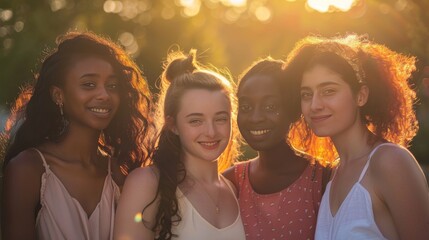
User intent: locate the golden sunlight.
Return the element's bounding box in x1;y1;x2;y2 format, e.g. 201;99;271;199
307;0;356;13
222;0;247;7
178;0;202;17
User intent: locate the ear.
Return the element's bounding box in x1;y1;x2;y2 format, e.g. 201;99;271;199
356;85;369;107
50;86;63;105
165;116;179;135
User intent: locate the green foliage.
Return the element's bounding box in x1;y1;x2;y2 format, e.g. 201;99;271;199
1;0;428;162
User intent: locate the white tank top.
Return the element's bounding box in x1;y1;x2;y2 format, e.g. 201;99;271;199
172;175;246;240
315;143;397;240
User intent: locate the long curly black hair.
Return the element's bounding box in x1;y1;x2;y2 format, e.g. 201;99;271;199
3;31;154;173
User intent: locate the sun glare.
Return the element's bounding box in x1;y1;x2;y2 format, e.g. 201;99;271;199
307;0;356;13
222;0;247;7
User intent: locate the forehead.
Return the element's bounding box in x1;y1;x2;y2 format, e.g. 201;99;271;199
178;89;231;115
67;56;114;75
301;64;345;88
238;75;280;97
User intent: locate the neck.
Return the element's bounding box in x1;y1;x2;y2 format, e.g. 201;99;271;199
332;124;374;164
257;141;305;172
183;156;220;184
48;124;102;164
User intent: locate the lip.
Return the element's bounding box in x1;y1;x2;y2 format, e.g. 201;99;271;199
310;114;331;123
88;106;114;118
198;140;220;150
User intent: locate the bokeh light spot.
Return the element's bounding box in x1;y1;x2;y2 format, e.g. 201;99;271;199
255;6;271;22
161;7;176;20
222;0;247;7
134;212;143;223
0;27;9;37
14;21;24;32
3;38;13;50
0;9;13;22
50;0;67;12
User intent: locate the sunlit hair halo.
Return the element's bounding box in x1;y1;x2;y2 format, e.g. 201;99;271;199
284;34;418;166
315;35;366;84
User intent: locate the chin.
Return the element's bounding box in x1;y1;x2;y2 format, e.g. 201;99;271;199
311;129;332;138
247;143;271;152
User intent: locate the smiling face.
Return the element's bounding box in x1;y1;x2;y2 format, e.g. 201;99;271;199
173;89;232;163
237;75;289;151
300;64;365;138
52;56;120;132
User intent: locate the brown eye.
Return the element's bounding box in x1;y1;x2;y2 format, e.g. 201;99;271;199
239;104;252;113
300;91;312;100
264;104;277;112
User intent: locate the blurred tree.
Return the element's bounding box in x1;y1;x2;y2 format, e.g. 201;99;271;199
0;0;428;162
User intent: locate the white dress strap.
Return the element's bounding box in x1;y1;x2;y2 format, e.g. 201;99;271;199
32;148;50;172
358;143;397;182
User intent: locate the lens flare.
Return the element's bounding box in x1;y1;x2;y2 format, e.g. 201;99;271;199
134;212;143;223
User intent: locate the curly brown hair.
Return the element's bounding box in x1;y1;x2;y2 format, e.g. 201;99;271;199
284;35;418;166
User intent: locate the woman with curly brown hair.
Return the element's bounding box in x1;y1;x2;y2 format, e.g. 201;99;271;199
284;35;429;239
114;50;245;240
1;31;154;240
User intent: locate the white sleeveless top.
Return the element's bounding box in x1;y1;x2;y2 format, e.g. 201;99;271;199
315;143;396;240
34;149;120;240
172;175;246;240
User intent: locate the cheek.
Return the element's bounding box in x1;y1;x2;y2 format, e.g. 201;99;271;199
111;92;121;106
237;113;245;126
300;102;311;118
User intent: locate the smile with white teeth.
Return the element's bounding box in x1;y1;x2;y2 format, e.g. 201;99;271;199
200;141;218;146
250;129;270;136
90;108;110;113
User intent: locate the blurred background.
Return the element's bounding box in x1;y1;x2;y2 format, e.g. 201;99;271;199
0;0;428;166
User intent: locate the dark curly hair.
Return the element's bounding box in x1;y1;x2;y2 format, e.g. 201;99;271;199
145;49;240;239
284;35;418;165
3;31;154;173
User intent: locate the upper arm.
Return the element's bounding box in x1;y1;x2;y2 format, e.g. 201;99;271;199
1;149;44;240
114;166;160;240
372;147;429;240
222;166;236;188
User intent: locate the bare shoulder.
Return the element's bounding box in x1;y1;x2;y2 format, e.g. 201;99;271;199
2;149;44;240
222;160;249;188
369;144;421;176
368;144;429;239
222;165;236;185
115;165;160;238
4;148;45;178
369;143;427;193
121;166;160;201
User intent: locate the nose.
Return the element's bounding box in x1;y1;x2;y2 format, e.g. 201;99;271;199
206;121;217;138
249;107;265;123
310;93;324;111
96;86;110;101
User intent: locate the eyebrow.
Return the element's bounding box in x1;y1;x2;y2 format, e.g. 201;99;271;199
185;111;230;118
79;73;117;79
301;81;341;90
239;94;280;101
